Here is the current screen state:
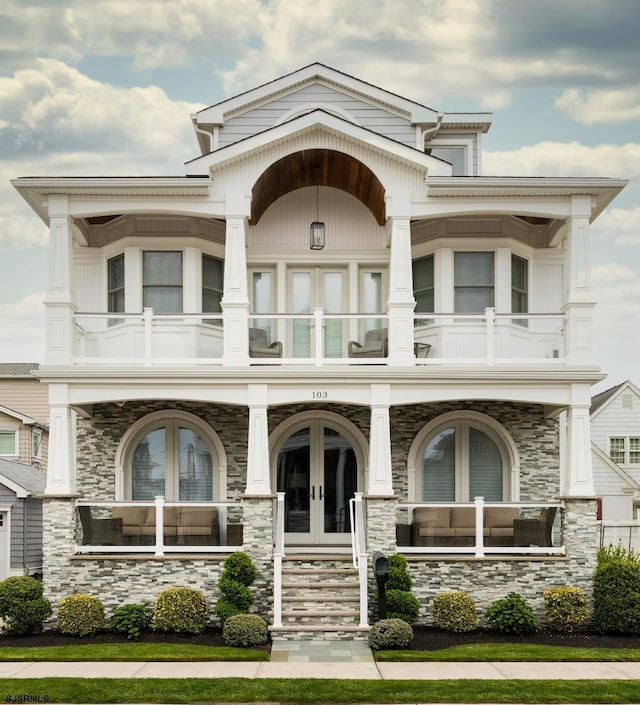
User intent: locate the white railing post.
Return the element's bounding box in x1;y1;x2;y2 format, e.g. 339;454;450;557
485;308;495;365
273;492;285;628
474;496;485;558
154;495;165;557
143;307;153;367
349;492;368;627
313;308;323;366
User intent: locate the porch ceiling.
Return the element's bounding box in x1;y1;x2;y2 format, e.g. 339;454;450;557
250;149;386;225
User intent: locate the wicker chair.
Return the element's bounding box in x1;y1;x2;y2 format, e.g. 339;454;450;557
513;506;557;547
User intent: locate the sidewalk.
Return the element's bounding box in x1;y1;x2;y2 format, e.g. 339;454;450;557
2;660;640;680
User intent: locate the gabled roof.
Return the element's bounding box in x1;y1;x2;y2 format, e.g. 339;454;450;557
0;457;46;498
186;108;452;176
194;63;442;126
0;404;45;427
592;442;640;492
0;363;39;378
591;380;640;418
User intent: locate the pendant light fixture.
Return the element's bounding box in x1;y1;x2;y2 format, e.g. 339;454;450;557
310;167;325;250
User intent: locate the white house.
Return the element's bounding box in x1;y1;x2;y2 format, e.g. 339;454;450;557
591;381;640;552
13;63;627;637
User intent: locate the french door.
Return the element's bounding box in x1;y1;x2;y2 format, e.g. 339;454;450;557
277;423;359;545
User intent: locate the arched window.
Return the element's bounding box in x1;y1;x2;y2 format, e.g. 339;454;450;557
119;412;225;501
411;413;517;503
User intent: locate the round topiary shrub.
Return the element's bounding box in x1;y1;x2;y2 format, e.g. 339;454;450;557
486;592;539;635
222;613;268;647
154;587;207;634
110;603;152;640
0;576;52;636
387;554;413;592
57;594;105;636
368;618;413;650
432;591;478;633
386;588;420;624
215;551;258;625
544;586;589;633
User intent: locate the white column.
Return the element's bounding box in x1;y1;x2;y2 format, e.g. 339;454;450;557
387;213;415;365
45;383;76;495
222;215;250;365
245;384;272;496
563;195;595;365
564;385;595;497
367;384;394;496
45;195;75;364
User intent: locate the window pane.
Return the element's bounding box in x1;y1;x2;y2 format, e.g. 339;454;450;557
455;287;493;313
610;437;626;464
413;256;434;313
428;147;466;175
630;437;640;464
132;429;165;500
202;256;223;290
455;253;493;286
143;252;182;285
0;431;16;455
108;254;125;314
422;428;455;501
143;287;182;313
468;428;503;501
252;272;272;314
179;428;213;500
511;255;528;315
362;272;382;313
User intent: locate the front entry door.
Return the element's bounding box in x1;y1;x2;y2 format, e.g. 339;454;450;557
277;423;359;545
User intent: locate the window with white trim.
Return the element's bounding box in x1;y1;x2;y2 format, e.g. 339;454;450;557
31;428;43;461
610;436;640;465
418;421;508;502
454;252;494;313
142;251;183;313
202;254;224;324
0;430;17;456
127;419;217;501
413;255;434;325
108;253;125;314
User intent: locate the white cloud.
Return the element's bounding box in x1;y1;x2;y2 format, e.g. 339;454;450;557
591;207;640;248
555;87;640;124
0;294;46;363
484;142;640;178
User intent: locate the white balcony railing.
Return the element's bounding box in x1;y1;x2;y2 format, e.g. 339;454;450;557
71;308;567;366
75;497;243;556
396;498;565;557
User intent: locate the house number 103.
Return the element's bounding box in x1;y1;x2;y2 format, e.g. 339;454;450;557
312;391;328;399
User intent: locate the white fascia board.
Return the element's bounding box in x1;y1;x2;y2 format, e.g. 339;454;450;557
12;177;211;223
0;474;28;498
0;405;35;425
194;63;439;125
186;110;451;176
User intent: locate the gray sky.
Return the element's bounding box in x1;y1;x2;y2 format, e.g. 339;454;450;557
1;0;639;392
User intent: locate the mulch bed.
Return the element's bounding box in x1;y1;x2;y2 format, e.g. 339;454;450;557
1;627;639;650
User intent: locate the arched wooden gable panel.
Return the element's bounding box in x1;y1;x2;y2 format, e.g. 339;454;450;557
250;149;386;225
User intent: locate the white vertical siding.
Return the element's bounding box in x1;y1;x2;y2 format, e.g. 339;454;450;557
74;255;104;312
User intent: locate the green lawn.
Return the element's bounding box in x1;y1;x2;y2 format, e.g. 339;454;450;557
0;678;639;703
376;643;640;662
0;643;268;661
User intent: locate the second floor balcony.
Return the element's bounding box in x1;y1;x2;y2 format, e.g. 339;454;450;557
71;307;572;368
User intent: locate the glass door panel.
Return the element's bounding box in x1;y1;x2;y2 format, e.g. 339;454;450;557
323;271;343;358
322;428;356;535
291;272;312;358
277;428;311;536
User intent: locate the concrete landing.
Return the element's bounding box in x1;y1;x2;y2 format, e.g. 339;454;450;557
270;637;375;663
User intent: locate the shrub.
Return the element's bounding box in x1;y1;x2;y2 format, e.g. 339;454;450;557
432;591;478;633
215;551;258;625
386;588;420;624
223;614;268;647
387;554;413;592
368;618;413;650
485;592;538;634
0;576;52;636
154;587;207;634
57;594;105;636
110;603;152;640
593;548;640;634
544;586;589;633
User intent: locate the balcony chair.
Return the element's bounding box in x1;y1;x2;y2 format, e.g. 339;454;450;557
348;327;388;358
513;506;557;547
78;505;123;546
248;327;283;358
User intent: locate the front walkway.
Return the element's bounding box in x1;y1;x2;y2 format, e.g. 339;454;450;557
3;660;640;679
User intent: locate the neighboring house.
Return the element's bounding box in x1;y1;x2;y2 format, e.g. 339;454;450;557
0;457;46;579
0;363;49;470
591;381;640;521
13;63;627;635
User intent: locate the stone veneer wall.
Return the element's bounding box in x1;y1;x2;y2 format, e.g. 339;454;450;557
397;500;598;625
390;401;560;501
